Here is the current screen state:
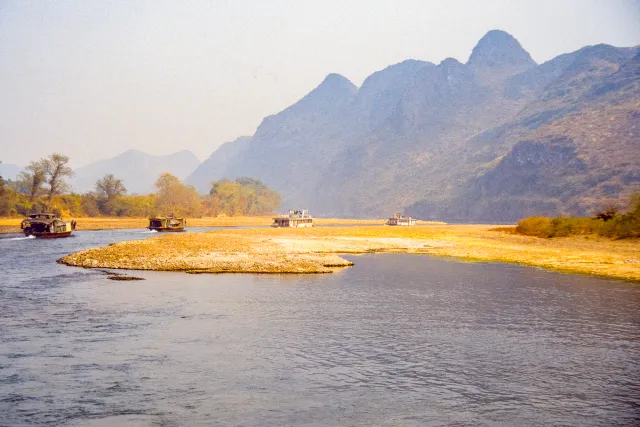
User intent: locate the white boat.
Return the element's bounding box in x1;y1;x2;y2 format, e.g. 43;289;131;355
272;210;314;228
386;213;416;226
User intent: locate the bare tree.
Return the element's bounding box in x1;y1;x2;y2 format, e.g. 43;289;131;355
43;153;74;209
594;199;620;222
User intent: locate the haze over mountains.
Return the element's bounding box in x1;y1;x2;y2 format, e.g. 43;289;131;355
71;149;200;194
187;29;639;221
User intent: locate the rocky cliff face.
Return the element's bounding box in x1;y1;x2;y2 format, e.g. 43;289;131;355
195;30;639;221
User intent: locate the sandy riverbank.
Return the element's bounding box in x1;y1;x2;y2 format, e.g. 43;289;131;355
58;225;640;281
0;216;398;234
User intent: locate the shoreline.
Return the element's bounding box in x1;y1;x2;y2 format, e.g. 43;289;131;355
0;216;403;234
57;225;640;282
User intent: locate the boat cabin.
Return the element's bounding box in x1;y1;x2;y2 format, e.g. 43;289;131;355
272;210;314;228
386;213;416;226
148;216;186;232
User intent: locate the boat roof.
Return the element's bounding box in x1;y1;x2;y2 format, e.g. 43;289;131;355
27;213;57;219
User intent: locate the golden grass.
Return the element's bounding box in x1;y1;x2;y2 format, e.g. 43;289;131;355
58;224;640;281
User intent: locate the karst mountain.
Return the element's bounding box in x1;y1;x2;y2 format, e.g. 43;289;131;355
188;30;639;221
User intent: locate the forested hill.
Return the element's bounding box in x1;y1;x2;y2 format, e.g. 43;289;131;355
193;30;640;221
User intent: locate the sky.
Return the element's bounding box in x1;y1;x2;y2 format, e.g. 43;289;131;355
1;0;639;168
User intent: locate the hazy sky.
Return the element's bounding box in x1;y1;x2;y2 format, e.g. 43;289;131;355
1;0;639;167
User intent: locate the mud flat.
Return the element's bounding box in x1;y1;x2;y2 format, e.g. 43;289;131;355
57;225;640;281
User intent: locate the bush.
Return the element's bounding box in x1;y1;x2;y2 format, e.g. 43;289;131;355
551;217;601;237
516;216;553;237
599;194;640;238
516;193;639;239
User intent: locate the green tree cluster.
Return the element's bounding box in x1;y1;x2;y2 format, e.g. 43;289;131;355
154;173;202;217
206;177;281;216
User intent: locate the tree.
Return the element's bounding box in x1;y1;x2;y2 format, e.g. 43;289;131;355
17;159;47;201
95;174;127;215
154;172;201;217
594;199;620;222
207;177;280;216
96;174;127;200
42;153;74;210
0;160;20;216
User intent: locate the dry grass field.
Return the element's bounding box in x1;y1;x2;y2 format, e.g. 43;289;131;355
58;224;640;282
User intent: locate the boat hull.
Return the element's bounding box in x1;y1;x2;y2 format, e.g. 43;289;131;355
28;231;73;239
148;227;185;232
271;222;313;228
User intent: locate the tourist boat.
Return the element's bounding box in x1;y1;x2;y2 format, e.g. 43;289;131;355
386;213;416;226
21;213;76;238
272;210;314;228
148;216;186;232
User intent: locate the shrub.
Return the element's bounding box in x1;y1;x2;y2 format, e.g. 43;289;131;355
516;193;639;239
551;217;601;237
516;216;553;237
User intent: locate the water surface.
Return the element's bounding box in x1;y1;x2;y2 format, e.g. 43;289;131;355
1;229;638;426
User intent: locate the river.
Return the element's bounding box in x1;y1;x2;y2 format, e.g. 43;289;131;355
0;228;638;426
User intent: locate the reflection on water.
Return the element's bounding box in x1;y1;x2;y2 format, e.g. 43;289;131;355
1;230;639;426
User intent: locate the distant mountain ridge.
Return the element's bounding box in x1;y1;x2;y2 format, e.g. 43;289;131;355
72;149;200;194
0;163;22;181
192;30;639;221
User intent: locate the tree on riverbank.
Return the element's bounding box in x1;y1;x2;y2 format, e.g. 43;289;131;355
1;154;281;218
207;177;280;216
43;153;74;210
154;173;201;217
17;159;47;202
95;174;127;215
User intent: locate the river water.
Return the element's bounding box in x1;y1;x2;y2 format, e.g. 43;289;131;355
0;228;638;426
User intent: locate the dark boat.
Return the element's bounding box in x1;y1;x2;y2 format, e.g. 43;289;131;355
21;213;76;238
148;216;186;232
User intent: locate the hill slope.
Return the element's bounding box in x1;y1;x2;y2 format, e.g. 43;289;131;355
198;30;639;220
187;136;253;193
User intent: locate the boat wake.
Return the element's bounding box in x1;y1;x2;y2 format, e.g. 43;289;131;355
141;230;158;234
3;235;36;241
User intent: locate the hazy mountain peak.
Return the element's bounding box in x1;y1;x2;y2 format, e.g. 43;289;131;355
440;57;463;67
315;73;358;97
273;73;357;120
467;29;536;69
121;148;145;156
